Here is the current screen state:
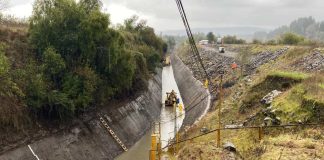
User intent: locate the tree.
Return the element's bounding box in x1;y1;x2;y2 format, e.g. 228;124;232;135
206;32;215;44
252;39;262;44
28;0;166;120
163;36;175;51
290;17;316;36
279;32;304;45
319;21;324;32
266;40;277;45
267;25;290;40
223;35;246;44
28;0;123;119
42;47;66;84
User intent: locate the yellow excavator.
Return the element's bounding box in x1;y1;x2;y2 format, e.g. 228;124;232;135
165;90;178;106
162;55;171;66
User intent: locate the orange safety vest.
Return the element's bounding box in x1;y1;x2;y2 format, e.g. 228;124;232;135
231;63;238;69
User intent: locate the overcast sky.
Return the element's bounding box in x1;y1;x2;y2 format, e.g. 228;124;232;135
3;0;324;31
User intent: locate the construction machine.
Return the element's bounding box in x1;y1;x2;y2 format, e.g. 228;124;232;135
163;55;171;66
218;38;225;53
219;47;225;53
165;90;178;106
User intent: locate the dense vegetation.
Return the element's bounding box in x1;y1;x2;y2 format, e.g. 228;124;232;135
0;0;166;130
223;35;246;44
278;32;306;45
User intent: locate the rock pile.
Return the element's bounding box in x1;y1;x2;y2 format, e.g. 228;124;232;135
182;47;290;81
292;51;324;72
182;47;237;80
260;90;282;104
246;47;289;74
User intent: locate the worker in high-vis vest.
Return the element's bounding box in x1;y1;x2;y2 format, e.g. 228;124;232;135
231;62;238;80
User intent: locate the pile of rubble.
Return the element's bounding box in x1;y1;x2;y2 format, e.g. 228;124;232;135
245;47;289;74
292;51;324;72
260;90;282;104
182;47;237;80
182;47;290;81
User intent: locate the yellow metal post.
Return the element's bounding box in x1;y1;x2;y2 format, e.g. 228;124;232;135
157;142;161;160
158;122;161;160
151;134;157;160
259;127;264;141
176;130;180;152
217;72;224;148
173;102;177;154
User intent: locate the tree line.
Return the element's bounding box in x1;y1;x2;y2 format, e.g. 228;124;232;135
254;16;324;44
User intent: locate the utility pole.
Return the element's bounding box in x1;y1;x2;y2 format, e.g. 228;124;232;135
158;122;162;160
217;70;224;148
174;102;177;153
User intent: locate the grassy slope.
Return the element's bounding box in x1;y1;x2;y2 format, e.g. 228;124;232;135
169;45;324;159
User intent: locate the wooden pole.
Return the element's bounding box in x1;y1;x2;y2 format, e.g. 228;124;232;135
217;72;224;148
259;127;263;141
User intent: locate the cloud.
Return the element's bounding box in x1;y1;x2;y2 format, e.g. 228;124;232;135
3;0;33;18
103;0;324;31
4;0;324;31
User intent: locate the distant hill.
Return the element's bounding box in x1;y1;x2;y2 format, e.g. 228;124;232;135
253;17;324;42
162;26;270;36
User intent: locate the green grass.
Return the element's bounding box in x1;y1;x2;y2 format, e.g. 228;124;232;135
271;77;324;124
269;71;309;81
319;83;324;89
250;45;285;55
261;132;324;159
272;84;312;123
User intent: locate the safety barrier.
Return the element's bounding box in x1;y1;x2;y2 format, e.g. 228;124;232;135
163;123;324;150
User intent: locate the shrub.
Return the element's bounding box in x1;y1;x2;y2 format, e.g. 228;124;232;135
266;40;277;45
252;39;262;44
0;44;28;130
223;35;246;44
279;32;305;45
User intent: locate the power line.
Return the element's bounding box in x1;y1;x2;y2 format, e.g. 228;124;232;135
174;0;210;81
175;0;204;79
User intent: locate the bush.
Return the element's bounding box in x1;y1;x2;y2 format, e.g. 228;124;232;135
0;44;28;130
252;39;262;44
266;40;277;45
279;32;305;45
26;0;165;120
223;35;246;44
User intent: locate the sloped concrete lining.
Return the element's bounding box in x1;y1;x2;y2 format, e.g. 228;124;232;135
171;54;211;128
0;69;162;160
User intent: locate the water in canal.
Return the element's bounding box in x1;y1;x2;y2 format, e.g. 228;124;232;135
116;65;185;160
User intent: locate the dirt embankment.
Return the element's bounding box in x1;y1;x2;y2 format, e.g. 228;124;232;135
173;45;324;160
